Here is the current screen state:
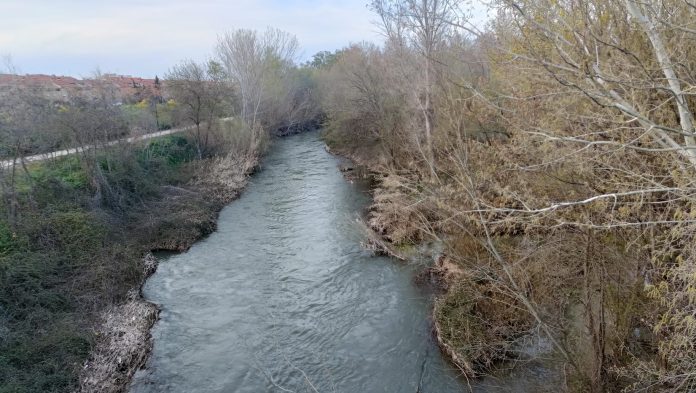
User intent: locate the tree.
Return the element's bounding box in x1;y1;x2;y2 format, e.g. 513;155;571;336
371;0;461;174
150;75;163;129
215;28;299;130
318;43;413;165
450;0;696;389
0;60;59;224
492;0;696;168
165;60;227;159
306;50;340;69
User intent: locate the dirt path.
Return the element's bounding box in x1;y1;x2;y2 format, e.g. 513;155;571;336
0;118;232;169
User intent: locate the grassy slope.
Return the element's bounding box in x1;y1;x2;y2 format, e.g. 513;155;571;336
0;134;237;393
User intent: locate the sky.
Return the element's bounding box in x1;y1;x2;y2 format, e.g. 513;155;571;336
0;0;490;78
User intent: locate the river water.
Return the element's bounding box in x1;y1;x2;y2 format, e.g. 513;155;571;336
130;131;470;392
131;132;561;393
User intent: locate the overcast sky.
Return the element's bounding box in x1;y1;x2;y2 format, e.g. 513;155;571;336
0;0;490;78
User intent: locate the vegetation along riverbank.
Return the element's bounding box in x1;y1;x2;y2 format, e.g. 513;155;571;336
4;0;696;392
314;1;696;391
0;28;318;393
0;117;261;392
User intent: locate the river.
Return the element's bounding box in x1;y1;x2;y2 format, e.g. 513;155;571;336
130;132;553;393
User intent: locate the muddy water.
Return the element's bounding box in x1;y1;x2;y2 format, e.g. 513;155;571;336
130;132;550;393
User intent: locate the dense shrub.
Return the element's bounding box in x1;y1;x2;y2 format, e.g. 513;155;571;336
0;132;225;392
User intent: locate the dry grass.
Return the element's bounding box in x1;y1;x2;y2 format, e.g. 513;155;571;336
75;255;158;393
192;152;258;205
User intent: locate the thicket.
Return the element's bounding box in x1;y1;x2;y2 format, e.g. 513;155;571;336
0;134;203;392
0;114;265;392
316;1;696;391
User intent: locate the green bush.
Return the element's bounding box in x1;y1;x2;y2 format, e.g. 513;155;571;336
0;207;142;392
0;317;92;393
140;135;195;167
25;156;88;193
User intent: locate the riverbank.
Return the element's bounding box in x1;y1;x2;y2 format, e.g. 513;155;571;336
0;126;261;392
323;129;638;391
324;139;532;382
75;153;258;393
324;142;471;363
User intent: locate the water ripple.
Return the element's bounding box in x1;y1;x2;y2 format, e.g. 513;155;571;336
130;132;467;393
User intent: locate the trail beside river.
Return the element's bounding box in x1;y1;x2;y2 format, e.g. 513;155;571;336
0;119;233;169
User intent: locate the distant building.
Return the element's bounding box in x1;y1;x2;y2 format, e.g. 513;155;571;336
0;73;165;103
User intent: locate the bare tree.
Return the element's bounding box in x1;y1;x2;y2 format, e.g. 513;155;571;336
492;0;696;167
372;0;461;174
165;60;227;159
215;28;299;130
0;59;58;224
438;0;696;389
